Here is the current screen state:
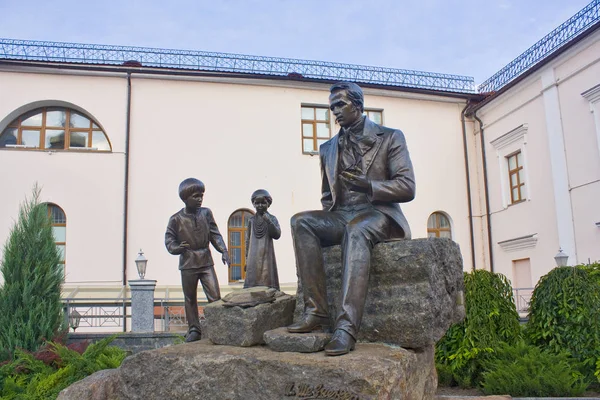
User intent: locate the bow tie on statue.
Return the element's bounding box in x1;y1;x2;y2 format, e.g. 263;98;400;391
341;130;377;174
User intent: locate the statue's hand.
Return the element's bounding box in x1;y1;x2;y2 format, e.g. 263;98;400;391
176;241;190;253
341;171;371;193
222;252;230;266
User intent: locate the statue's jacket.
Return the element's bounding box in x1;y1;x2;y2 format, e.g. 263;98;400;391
319;117;416;239
165;207;227;269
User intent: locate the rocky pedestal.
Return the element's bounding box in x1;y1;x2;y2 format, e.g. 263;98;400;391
58;340;437;400
264;327;332;353
294;238;465;348
58;238;463;399
204;289;296;346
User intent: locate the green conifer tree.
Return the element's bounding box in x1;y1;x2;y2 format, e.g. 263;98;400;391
0;185;64;360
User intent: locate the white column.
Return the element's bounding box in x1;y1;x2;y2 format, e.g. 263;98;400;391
541;68;577;264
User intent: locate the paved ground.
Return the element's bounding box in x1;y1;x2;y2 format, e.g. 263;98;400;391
436;386;485;397
436;386;505;399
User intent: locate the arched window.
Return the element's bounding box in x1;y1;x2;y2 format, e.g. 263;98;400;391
0;107;111;151
227;209;254;283
46;203;66;271
427;212;452;239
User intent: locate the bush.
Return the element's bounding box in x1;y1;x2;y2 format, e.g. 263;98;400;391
0;336;127;399
436;269;521;387
575;262;600;383
481;341;587;397
0;186;64;361
579;262;600;285
526;266;600;380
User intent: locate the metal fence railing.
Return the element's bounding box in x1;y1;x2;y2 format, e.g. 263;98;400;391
513;287;534;315
62;298;206;333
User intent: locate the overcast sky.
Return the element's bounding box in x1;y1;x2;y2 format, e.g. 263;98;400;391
0;0;593;84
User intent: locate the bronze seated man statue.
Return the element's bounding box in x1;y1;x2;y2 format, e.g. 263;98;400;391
287;82;416;356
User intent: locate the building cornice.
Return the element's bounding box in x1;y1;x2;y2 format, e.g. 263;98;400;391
490;124;528;150
582;83;600;103
0;61;475;104
498;234;538;252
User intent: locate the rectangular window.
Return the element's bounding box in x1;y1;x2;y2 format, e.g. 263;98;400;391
365;109;383;125
301;105;330;154
507;151;525;204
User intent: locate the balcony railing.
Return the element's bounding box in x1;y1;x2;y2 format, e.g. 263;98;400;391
513;287;534;316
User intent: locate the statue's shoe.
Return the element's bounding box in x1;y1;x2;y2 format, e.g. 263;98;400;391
185;330;201;343
287;314;330;333
324;329;355;356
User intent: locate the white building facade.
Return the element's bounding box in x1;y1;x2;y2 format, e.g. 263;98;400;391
0;2;599;323
0;63;477;295
472;19;600;293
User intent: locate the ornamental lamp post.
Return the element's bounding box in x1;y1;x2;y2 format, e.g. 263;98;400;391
69;309;81;332
130;249;156;332
135;249;148;279
554;248;569;267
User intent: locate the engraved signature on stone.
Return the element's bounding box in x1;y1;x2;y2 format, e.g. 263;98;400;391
284;382;360;400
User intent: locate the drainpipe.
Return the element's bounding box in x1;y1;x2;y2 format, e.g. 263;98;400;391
460;102;477;271
473;112;494;273
122;72;132;331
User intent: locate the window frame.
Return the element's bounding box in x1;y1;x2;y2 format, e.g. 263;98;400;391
0;107;111;152
490;124;530;208
507;151;525;204
46;203;66;275
365;109;384;125
427;212;452;239
300;104;331;155
227;209;255;283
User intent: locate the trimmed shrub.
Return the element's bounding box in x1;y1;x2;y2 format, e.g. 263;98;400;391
526;266;600;380
0;336;127;400
0;186;64;361
436;269;521;387
575;262;600;383
579;262;600;294
481;341;587;397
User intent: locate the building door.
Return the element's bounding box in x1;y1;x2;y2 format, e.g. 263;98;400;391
227;209;254;283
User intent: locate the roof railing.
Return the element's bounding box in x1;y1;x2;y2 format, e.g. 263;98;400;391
0;38;475;93
1;1;598;95
478;0;600;93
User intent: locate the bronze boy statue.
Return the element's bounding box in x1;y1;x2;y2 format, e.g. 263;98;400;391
165;178;230;342
243;189;281;290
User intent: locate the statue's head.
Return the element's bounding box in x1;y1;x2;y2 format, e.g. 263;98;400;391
329;82;364;128
251;189;272;215
179;178;205;202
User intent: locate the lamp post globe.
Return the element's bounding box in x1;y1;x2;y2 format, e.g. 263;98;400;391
135;249;148;279
554;248;569;267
